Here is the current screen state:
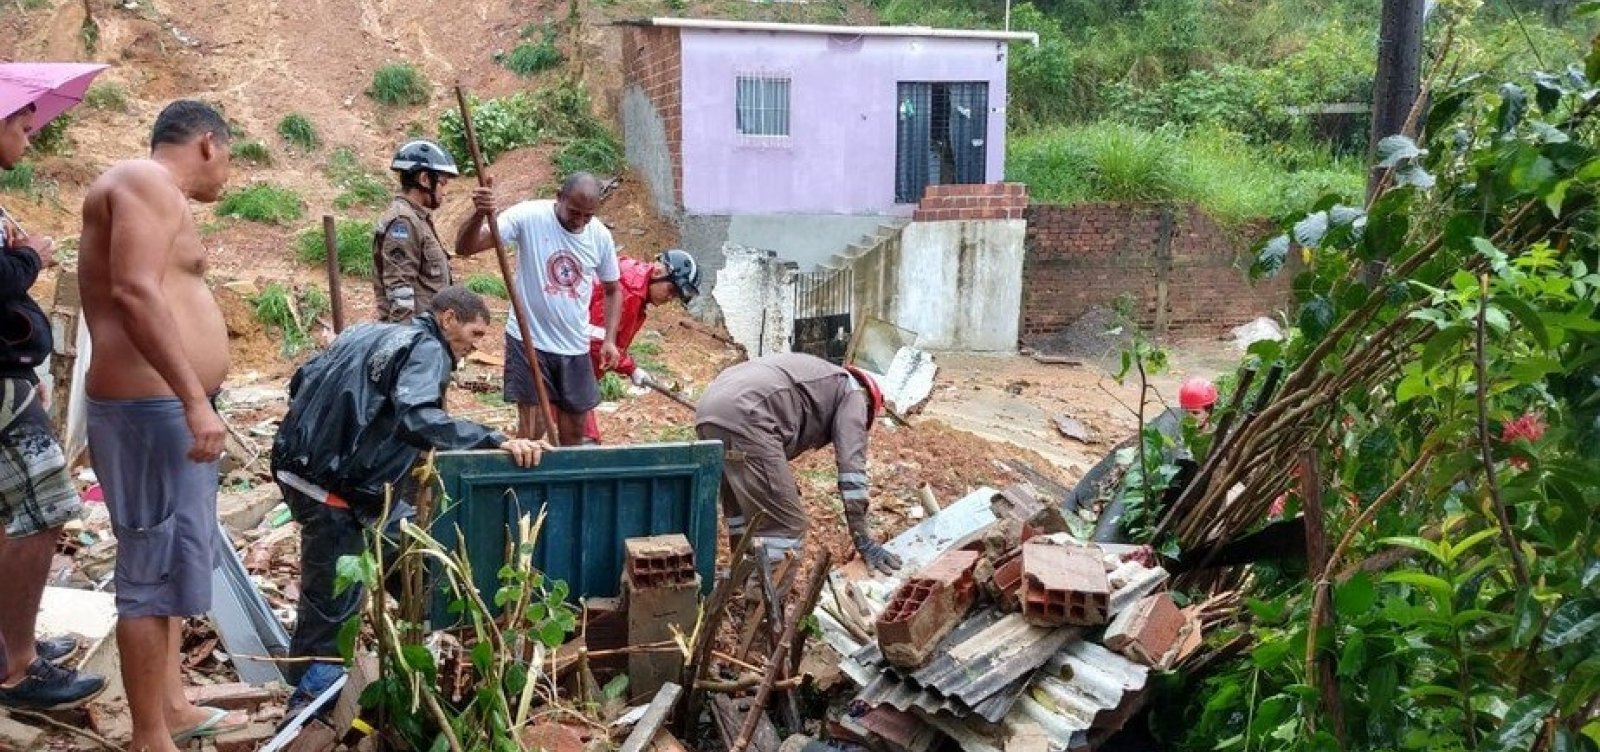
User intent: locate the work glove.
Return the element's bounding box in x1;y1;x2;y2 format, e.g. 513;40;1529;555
846;507;901;575
854;534;903;575
630;369;654;388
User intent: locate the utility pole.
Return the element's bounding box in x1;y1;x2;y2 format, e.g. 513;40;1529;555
1367;0;1426;202
1364;0;1426;284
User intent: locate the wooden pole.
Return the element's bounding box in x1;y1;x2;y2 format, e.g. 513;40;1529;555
321;214;346;333
729;550;831;752
453;86;559;443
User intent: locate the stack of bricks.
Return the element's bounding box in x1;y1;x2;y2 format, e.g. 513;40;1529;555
911;182;1029;222
621;25;684;207
623;534;700;700
1020;202;1288;340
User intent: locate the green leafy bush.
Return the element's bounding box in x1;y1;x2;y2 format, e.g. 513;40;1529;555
296;218;374;277
465;274;509;299
368;63;430;106
215;183;304;224
437;81;616;174
84;83;129;112
437;94;541;173
229;140;272;165
277;113;319;151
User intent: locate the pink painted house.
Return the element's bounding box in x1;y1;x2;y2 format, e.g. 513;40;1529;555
619;18;1037;276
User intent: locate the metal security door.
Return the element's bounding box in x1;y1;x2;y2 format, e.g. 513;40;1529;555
895;82;988;203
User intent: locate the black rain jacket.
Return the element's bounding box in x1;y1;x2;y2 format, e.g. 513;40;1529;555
270;313;506;514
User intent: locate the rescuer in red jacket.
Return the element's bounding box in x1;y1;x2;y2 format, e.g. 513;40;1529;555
583;249;700;442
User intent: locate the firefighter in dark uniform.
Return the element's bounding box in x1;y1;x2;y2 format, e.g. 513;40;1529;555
373;140;479;322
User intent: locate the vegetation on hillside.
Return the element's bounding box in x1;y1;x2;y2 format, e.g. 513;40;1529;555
874;0;1597;220
438;79;624;177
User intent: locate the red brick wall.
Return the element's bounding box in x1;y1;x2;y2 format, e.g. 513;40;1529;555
1021;203;1287;339
621;25;684;207
913;183;1029;222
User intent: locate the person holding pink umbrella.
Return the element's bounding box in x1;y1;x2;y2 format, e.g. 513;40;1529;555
0;63;109;712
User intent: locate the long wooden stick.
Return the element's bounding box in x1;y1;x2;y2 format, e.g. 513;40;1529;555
453;85;559;442
321;214;346;333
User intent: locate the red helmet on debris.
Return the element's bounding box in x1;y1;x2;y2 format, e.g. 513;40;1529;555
844;365;884;429
1178;377;1219;411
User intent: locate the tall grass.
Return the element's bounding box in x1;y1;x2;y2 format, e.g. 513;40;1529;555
251;283;329;356
368;63;431;106
84;83;129;112
1007;122;1364;224
296;218;374;277
503;25;563;77
230;140;272;165
277;113;319;151
216;183;305;224
465;274;509;299
0;163;37;194
326;148;390;210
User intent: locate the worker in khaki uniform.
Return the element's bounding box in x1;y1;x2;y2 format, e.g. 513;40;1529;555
694;353;903;574
373;140;477;321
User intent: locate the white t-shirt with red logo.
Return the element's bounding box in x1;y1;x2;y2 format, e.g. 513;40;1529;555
498;199;620;356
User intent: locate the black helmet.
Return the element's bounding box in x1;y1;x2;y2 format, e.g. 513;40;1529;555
390;140;460;177
657;249;700;304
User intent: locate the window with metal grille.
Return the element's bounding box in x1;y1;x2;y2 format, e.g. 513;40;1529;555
736;76;791;137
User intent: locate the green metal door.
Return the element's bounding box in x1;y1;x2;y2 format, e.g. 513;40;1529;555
426;441;723;625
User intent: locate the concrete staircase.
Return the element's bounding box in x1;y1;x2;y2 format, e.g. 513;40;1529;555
817;218;910;274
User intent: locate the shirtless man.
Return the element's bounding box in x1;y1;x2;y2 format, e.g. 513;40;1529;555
78;100;246;751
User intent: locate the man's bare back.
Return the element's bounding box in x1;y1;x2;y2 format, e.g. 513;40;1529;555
79;159;228;400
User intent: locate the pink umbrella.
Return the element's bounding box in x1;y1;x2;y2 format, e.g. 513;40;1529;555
0;62;110;129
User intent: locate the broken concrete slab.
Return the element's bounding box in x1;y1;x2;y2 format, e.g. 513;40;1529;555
877;549;981;669
218;483;284;532
1104;593;1185;667
35;586;117;647
1020;543;1109;627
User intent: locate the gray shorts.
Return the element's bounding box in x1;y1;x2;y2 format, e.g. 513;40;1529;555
0;378;81;538
86;396;220;619
503;333;600;414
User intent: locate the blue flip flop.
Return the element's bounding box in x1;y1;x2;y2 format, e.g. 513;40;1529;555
171;706;248;743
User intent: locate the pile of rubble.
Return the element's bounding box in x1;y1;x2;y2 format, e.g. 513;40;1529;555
814;486;1207;752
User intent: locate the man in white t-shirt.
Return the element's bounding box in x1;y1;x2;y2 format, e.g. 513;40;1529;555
455;172;622;444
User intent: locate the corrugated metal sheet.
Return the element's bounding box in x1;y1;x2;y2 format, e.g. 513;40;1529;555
427;442;723;624
853;608;1081;722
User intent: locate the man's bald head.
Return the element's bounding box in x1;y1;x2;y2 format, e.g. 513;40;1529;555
559;172;602;200
555;172;602;233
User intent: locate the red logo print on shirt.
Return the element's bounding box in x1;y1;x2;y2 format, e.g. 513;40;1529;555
543;249;584;298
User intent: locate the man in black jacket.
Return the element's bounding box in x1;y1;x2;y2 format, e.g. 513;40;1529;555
0;101;106;711
270;285;544;711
